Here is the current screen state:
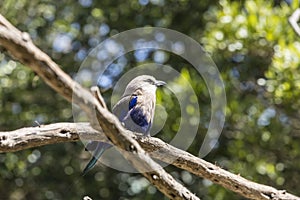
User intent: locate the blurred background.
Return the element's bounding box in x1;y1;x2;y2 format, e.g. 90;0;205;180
1;0;300;199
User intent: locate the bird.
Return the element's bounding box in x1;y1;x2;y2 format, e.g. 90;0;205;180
82;75;166;175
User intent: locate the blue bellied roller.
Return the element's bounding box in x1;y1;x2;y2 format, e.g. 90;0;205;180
83;75;166;174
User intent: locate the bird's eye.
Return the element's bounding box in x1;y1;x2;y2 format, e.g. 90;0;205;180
145;78;154;84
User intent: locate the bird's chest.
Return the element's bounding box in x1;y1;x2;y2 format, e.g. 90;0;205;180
136;94;155;115
128;94;155;129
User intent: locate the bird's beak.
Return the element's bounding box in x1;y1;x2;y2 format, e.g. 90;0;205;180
155;80;166;87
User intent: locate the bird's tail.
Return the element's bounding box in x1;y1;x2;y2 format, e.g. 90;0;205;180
82;156;101;176
82;142;111;176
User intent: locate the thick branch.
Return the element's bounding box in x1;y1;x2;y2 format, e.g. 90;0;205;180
0;123;103;152
0;15;96;121
0;123;299;200
0;14;199;200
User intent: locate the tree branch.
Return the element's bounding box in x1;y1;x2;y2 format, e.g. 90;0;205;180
0;14;199;200
0;123;102;152
1;123;299;200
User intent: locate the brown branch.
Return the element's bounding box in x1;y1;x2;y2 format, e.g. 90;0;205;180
0;14;199;200
0;16;97;122
0;123;103;152
0;123;299;200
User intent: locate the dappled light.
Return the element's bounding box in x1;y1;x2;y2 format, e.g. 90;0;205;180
1;0;300;199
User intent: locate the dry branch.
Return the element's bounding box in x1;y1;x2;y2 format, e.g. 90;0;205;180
1;123;299;200
0;14;199;200
0;123;102;152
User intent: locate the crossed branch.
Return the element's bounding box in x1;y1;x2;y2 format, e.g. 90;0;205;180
0;14;299;200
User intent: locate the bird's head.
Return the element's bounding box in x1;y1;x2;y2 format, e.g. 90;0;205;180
122;75;166;97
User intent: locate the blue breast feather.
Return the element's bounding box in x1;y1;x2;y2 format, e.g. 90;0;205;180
129;96;138;110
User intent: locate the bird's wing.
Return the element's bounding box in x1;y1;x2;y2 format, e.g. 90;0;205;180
124;95;154;135
112;95;131;122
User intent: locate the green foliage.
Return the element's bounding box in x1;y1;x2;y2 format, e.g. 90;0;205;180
1;0;300;199
201;0;300;198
